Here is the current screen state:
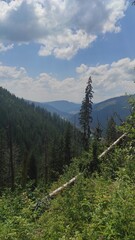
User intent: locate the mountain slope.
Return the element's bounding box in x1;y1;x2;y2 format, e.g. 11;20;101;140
30;101;72;119
92;95;131;128
38;96;131;130
1;104;135;239
45;100;81;114
0;87;82;190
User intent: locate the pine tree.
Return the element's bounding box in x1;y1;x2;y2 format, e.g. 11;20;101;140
79;76;93;151
64;123;72;166
106;116;118;144
94;120;102;141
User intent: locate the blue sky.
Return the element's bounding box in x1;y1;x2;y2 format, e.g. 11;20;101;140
0;0;135;103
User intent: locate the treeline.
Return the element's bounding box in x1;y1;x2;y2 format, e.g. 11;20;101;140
0;96;134;240
0;87;83;191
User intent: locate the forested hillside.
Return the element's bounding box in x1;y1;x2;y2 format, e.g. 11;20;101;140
0;87;135;239
0;87;83;191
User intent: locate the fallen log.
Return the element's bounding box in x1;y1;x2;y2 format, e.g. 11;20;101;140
49;174;81;198
99;133;127;159
48;133;127;198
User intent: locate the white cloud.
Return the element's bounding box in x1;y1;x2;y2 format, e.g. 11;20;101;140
0;42;13;52
76;58;135;102
76;64;89;74
38;30;96;59
0;0;128;59
0;58;135;103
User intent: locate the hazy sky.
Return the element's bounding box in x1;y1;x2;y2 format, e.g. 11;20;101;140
0;0;135;103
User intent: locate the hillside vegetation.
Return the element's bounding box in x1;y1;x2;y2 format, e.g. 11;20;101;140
0;87;82;191
0;87;135;239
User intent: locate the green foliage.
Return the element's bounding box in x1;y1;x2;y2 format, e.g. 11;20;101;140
1;153;135;239
105;116;119;144
0;184;51;240
0;91;135;239
0;190;34;239
88;173;135;239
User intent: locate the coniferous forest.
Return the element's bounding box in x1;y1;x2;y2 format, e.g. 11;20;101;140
0;86;83;191
0;84;135;239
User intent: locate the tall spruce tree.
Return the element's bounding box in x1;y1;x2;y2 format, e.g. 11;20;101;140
106;116;118;144
79;76;93;151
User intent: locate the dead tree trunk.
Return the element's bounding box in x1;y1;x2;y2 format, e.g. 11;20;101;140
48;133;127;198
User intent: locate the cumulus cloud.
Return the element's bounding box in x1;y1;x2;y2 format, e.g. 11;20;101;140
76;58;135;102
76;64;89;74
0;42;13;52
0;58;135;103
0;0;128;59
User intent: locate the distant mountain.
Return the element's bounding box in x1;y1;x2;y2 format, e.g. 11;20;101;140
45;100;81;114
92;95;131;129
71;95;132;130
36;95;133;131
30;100;81;120
30;101;71;119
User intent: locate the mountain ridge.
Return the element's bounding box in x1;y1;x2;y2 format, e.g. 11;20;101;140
36;95;133;130
37;95;132;114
